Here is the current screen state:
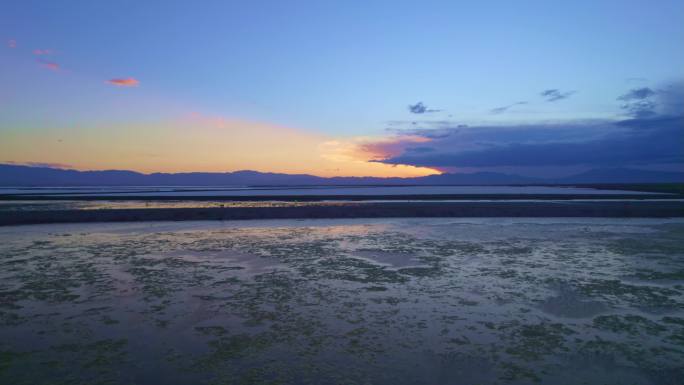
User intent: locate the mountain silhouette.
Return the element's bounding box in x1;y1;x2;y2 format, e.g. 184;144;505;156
0;164;681;186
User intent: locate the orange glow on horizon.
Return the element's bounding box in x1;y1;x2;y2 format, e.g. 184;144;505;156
1;114;440;178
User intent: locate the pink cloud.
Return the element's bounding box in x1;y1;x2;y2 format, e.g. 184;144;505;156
7;39;16;48
360;135;432;160
37;59;59;71
106;78;140;87
33;49;52;55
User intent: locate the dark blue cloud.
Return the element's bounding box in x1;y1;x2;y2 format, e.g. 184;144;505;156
618;87;656;101
379;81;684;170
617;87;658;118
380;116;683;167
540;89;575;102
404;146;435;153
616;82;684;118
408;102;441;114
621;100;657;118
490;101;527;114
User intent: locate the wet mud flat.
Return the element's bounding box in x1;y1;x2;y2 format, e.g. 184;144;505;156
1;200;683;226
0;218;683;384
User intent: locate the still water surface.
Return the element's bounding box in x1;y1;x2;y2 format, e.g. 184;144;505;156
0;185;657;197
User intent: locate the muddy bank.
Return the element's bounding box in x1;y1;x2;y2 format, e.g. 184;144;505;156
1;201;682;226
1;218;683;384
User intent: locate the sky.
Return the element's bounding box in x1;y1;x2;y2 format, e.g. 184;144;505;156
1;0;683;177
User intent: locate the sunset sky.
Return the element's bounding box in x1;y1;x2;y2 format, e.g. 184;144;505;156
2;0;683;177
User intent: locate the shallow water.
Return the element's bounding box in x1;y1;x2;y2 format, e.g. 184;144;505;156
0;218;683;384
0;185;658;197
0;200;346;211
2;199;681;213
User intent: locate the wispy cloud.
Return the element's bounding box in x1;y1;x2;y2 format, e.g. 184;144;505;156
106;78;140;87
408;102;441;114
7;39;16;48
617;87;657;118
33;49;52;55
618;87;655;101
490;101;527;114
620;100;657;118
37;59;59;71
358;135;432;160
626;77;648;83
3;161;72;169
540;89;575;102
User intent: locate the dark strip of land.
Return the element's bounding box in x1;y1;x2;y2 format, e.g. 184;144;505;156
1;201;682;226
0;193;679;201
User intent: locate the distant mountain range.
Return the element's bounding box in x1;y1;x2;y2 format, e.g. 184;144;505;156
0;164;682;186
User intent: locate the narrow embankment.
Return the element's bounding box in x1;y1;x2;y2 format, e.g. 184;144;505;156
1;201;683;226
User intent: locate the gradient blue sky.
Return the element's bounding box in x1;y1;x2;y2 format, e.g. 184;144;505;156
2;0;683;176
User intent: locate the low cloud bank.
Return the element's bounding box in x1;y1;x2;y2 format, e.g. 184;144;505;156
374;81;684;170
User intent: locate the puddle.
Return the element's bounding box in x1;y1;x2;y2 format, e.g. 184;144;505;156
353;249;426;268
538;285;609;318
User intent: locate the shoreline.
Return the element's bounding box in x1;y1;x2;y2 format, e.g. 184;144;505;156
2;201;683;226
0;193;678;201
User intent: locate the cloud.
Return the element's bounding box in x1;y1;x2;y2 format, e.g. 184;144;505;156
377;116;683;168
490;101;527;114
620;100;657;118
658;80;684;116
626;77;648;83
107;78;140;87
7;39;16;48
33;49;52;55
404;146;435;153
616;85;683;118
358;135;432;160
4;161;72;169
617;87;657;117
408;102;441;114
370;81;684;170
37;59;59;71
540;89;575;102
618;87;656;101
